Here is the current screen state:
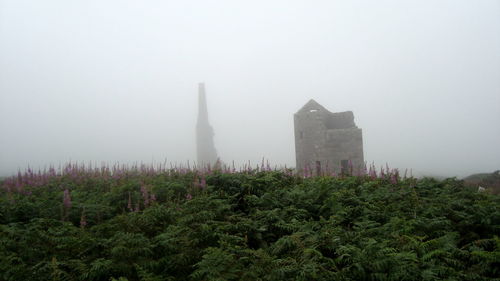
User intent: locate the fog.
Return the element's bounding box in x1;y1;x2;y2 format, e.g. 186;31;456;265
1;0;499;178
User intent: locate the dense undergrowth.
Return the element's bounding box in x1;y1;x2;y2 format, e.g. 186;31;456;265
0;166;499;281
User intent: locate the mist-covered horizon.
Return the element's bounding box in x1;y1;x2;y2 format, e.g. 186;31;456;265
1;0;499;178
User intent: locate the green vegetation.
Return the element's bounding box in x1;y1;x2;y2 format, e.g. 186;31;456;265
464;170;500;194
1;167;499;281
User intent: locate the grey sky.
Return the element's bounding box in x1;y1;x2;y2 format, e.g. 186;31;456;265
1;0;499;177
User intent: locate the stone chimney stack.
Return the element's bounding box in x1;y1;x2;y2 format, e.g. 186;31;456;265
196;83;218;166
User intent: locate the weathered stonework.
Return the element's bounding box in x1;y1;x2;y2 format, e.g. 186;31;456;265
294;99;364;175
196;83;218;166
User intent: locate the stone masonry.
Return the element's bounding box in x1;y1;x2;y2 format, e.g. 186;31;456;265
294;99;364;175
196;83;218;166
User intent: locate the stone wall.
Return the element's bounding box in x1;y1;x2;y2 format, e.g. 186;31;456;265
294;100;364;175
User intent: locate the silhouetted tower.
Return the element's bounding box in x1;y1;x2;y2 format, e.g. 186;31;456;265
294;99;363;175
196;83;218;166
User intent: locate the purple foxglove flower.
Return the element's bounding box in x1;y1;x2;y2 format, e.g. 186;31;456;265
390;173;398;185
369;167;377;180
186;193;192;200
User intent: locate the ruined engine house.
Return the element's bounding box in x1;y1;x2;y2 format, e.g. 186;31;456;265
294;99;364;175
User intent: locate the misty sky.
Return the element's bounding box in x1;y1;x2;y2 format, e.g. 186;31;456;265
1;0;499;177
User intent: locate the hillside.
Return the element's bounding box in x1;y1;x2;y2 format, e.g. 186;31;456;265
463;170;500;194
1;165;499;281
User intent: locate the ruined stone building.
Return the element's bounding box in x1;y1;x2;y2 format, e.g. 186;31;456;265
294;99;363;175
196;83;218;166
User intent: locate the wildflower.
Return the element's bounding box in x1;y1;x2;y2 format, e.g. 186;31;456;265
390;173;398;185
303;164;311;178
390;169;400;185
380;167;385;178
49;167;56;177
186;193;192;200
200;177;207;189
369;166;377;180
